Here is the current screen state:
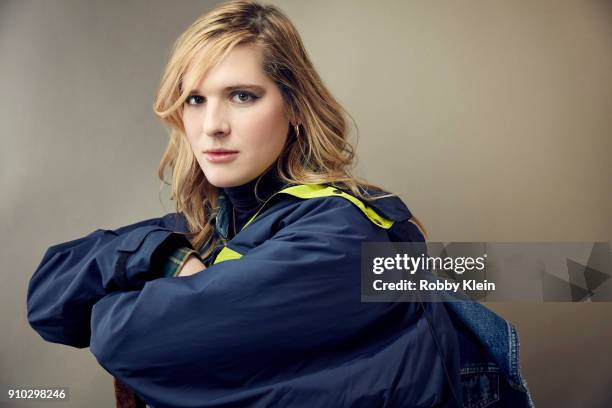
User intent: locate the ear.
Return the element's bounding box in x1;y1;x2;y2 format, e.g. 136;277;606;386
290;114;302;127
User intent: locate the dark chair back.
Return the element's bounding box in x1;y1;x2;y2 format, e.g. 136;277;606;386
114;377;146;408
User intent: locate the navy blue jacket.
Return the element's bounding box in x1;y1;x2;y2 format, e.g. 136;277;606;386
27;183;533;407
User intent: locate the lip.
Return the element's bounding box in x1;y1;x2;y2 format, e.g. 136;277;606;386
204;150;239;163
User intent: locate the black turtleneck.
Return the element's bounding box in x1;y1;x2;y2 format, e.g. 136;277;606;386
222;165;286;237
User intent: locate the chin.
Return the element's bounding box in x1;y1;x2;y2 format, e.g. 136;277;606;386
207;179;233;188
206;174;248;188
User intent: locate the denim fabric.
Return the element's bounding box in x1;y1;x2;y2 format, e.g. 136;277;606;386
447;301;535;407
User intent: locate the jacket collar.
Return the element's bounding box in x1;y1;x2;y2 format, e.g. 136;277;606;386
214;166;289;240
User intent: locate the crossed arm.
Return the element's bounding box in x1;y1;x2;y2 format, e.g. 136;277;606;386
27;198;403;406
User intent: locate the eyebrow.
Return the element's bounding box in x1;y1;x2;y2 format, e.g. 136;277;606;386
187;84;266;95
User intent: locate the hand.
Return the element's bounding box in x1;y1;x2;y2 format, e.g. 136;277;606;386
177;254;206;277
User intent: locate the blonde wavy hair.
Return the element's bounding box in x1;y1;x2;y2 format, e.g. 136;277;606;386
153;0;426;256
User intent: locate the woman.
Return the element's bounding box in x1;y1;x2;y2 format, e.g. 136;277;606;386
27;1;533;407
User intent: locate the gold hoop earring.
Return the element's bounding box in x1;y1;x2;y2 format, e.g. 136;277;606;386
294;124;300;138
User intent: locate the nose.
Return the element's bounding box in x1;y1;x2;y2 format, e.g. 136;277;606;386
201;99;230;137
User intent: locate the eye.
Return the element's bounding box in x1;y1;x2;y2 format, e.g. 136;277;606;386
185;95;205;106
231;90;258;104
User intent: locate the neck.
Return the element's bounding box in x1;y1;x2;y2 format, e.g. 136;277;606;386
222;165;285;233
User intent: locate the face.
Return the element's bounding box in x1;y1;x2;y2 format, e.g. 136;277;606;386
181;43;291;188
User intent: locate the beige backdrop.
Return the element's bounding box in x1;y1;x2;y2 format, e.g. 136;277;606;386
2;0;611;407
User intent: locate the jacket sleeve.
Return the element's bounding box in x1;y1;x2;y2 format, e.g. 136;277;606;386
26;213;193;348
88;197;404;406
